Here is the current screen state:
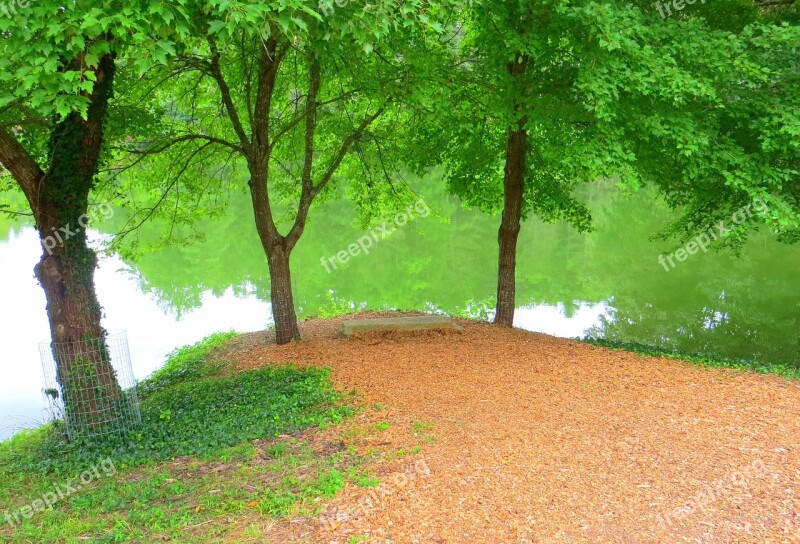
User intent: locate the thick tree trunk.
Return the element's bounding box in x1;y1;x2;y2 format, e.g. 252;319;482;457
0;52;121;435
34;230;105;344
42;53;122;434
35;228;121;434
266;243;301;344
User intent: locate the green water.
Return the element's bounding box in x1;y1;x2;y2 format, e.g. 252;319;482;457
2;177;798;437
2;176;799;372
114;178;799;366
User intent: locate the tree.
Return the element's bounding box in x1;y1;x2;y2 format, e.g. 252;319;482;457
409;0;800;327
0;0;187;434
116;0;439;344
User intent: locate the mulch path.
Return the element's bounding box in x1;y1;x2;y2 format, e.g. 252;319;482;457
225;312;800;543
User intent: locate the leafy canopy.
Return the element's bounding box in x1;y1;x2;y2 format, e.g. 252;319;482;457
407;0;800;246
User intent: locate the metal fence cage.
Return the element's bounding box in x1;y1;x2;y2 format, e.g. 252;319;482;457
39;330;141;440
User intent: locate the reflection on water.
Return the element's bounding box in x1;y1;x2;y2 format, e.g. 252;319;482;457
515;302;613;338
1;178;798;439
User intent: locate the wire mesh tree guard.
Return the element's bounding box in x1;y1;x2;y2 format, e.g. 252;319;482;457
39;330;141;440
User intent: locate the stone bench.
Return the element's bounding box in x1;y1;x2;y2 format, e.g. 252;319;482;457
341;316;462;337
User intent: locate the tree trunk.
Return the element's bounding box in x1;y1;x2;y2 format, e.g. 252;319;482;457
35;230;122;435
249;171;301;345
42;53;123;435
494;121;527;327
0;52;122;435
266;242;301;344
494;58;529;327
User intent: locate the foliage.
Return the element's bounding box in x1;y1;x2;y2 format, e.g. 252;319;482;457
0;434;360;543
0;0;190;179
0;0;188;120
0;332;413;543
310;290;368;319
136;331;238;399
407;0;800;248
106;0;445;252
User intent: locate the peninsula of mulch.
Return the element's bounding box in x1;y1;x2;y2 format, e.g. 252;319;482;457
225;312;800;544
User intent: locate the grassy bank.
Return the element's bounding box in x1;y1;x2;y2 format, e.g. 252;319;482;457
0;333;370;543
584;338;800;380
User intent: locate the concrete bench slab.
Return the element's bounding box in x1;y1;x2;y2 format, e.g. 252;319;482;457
341;315;462;337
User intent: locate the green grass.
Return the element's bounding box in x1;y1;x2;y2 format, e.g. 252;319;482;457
584;339;800;380
1;437;358;543
310;290;368;319
411;420;436;444
354;472;380;488
19;363;350;475
0;333;361;543
137;331;238;399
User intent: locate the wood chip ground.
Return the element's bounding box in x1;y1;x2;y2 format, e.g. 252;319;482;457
224;312;800;543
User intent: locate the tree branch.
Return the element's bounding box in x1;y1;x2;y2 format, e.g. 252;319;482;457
252;37;289;153
300;56;321;193
0;126;45;205
207;35;252;152
127;133;243;155
285;106;386;249
313;107;386;198
113;141;216;244
270;87;363;146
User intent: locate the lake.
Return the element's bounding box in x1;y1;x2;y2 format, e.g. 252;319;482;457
1;178;798;440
